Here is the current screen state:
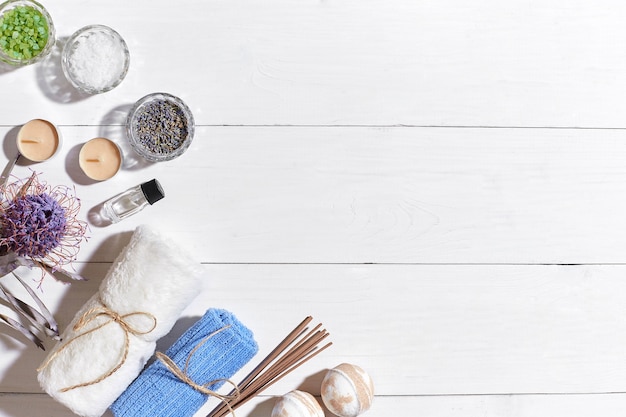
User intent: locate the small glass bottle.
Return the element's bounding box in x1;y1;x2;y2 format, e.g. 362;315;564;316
101;179;164;223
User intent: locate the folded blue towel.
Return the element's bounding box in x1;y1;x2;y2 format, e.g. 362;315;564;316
110;308;258;417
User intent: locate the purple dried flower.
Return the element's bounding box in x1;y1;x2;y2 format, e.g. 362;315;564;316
0;173;88;349
0;172;88;273
2;193;67;257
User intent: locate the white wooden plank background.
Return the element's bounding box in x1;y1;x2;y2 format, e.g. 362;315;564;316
2;1;626;416
4;0;626;127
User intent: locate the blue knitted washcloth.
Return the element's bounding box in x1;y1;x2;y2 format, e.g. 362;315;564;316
110;308;258;417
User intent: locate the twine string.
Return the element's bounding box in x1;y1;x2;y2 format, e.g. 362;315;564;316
156;325;240;417
37;299;157;392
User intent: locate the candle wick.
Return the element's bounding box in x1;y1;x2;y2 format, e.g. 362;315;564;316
20;139;41;144
86;158;102;163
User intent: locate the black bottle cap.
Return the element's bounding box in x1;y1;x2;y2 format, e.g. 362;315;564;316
140;179;165;205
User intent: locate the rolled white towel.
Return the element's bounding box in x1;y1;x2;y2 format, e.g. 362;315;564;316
38;225;202;417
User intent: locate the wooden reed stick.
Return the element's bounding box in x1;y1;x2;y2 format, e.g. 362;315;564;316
206;316;332;417
236;316;313;390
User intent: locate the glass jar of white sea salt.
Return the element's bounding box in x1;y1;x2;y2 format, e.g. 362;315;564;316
61;24;130;94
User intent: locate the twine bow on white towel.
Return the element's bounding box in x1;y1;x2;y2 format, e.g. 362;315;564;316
37;298;157;392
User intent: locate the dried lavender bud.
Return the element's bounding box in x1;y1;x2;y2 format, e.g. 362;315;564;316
131;99;190;157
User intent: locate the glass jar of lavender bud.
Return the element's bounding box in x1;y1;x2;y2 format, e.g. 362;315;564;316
126;92;195;162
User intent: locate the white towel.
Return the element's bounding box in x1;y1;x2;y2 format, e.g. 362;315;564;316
37;225;202;417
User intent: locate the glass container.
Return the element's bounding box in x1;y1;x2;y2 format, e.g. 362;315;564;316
101;179;164;223
126;92;195;162
61;24;130;94
0;0;55;66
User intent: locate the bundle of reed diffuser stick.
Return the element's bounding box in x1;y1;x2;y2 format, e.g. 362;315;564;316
206;316;331;417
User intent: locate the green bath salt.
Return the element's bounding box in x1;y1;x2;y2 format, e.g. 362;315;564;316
0;5;49;60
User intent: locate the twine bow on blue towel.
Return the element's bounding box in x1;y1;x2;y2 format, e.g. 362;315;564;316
110;308;258;417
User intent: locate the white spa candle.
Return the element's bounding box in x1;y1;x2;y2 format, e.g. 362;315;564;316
79;137;123;181
17;119;61;162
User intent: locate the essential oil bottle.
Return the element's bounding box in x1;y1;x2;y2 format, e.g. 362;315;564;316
101;179;164;223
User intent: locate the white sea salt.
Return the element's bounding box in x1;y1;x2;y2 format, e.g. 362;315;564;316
64;26;129;93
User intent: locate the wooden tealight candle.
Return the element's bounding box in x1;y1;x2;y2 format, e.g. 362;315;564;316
79;137;122;181
17;119;61;162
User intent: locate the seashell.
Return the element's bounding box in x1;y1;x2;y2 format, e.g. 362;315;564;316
271;390;324;417
321;363;374;417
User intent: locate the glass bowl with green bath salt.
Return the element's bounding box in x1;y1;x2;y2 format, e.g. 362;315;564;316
0;0;55;66
126;92;195;162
